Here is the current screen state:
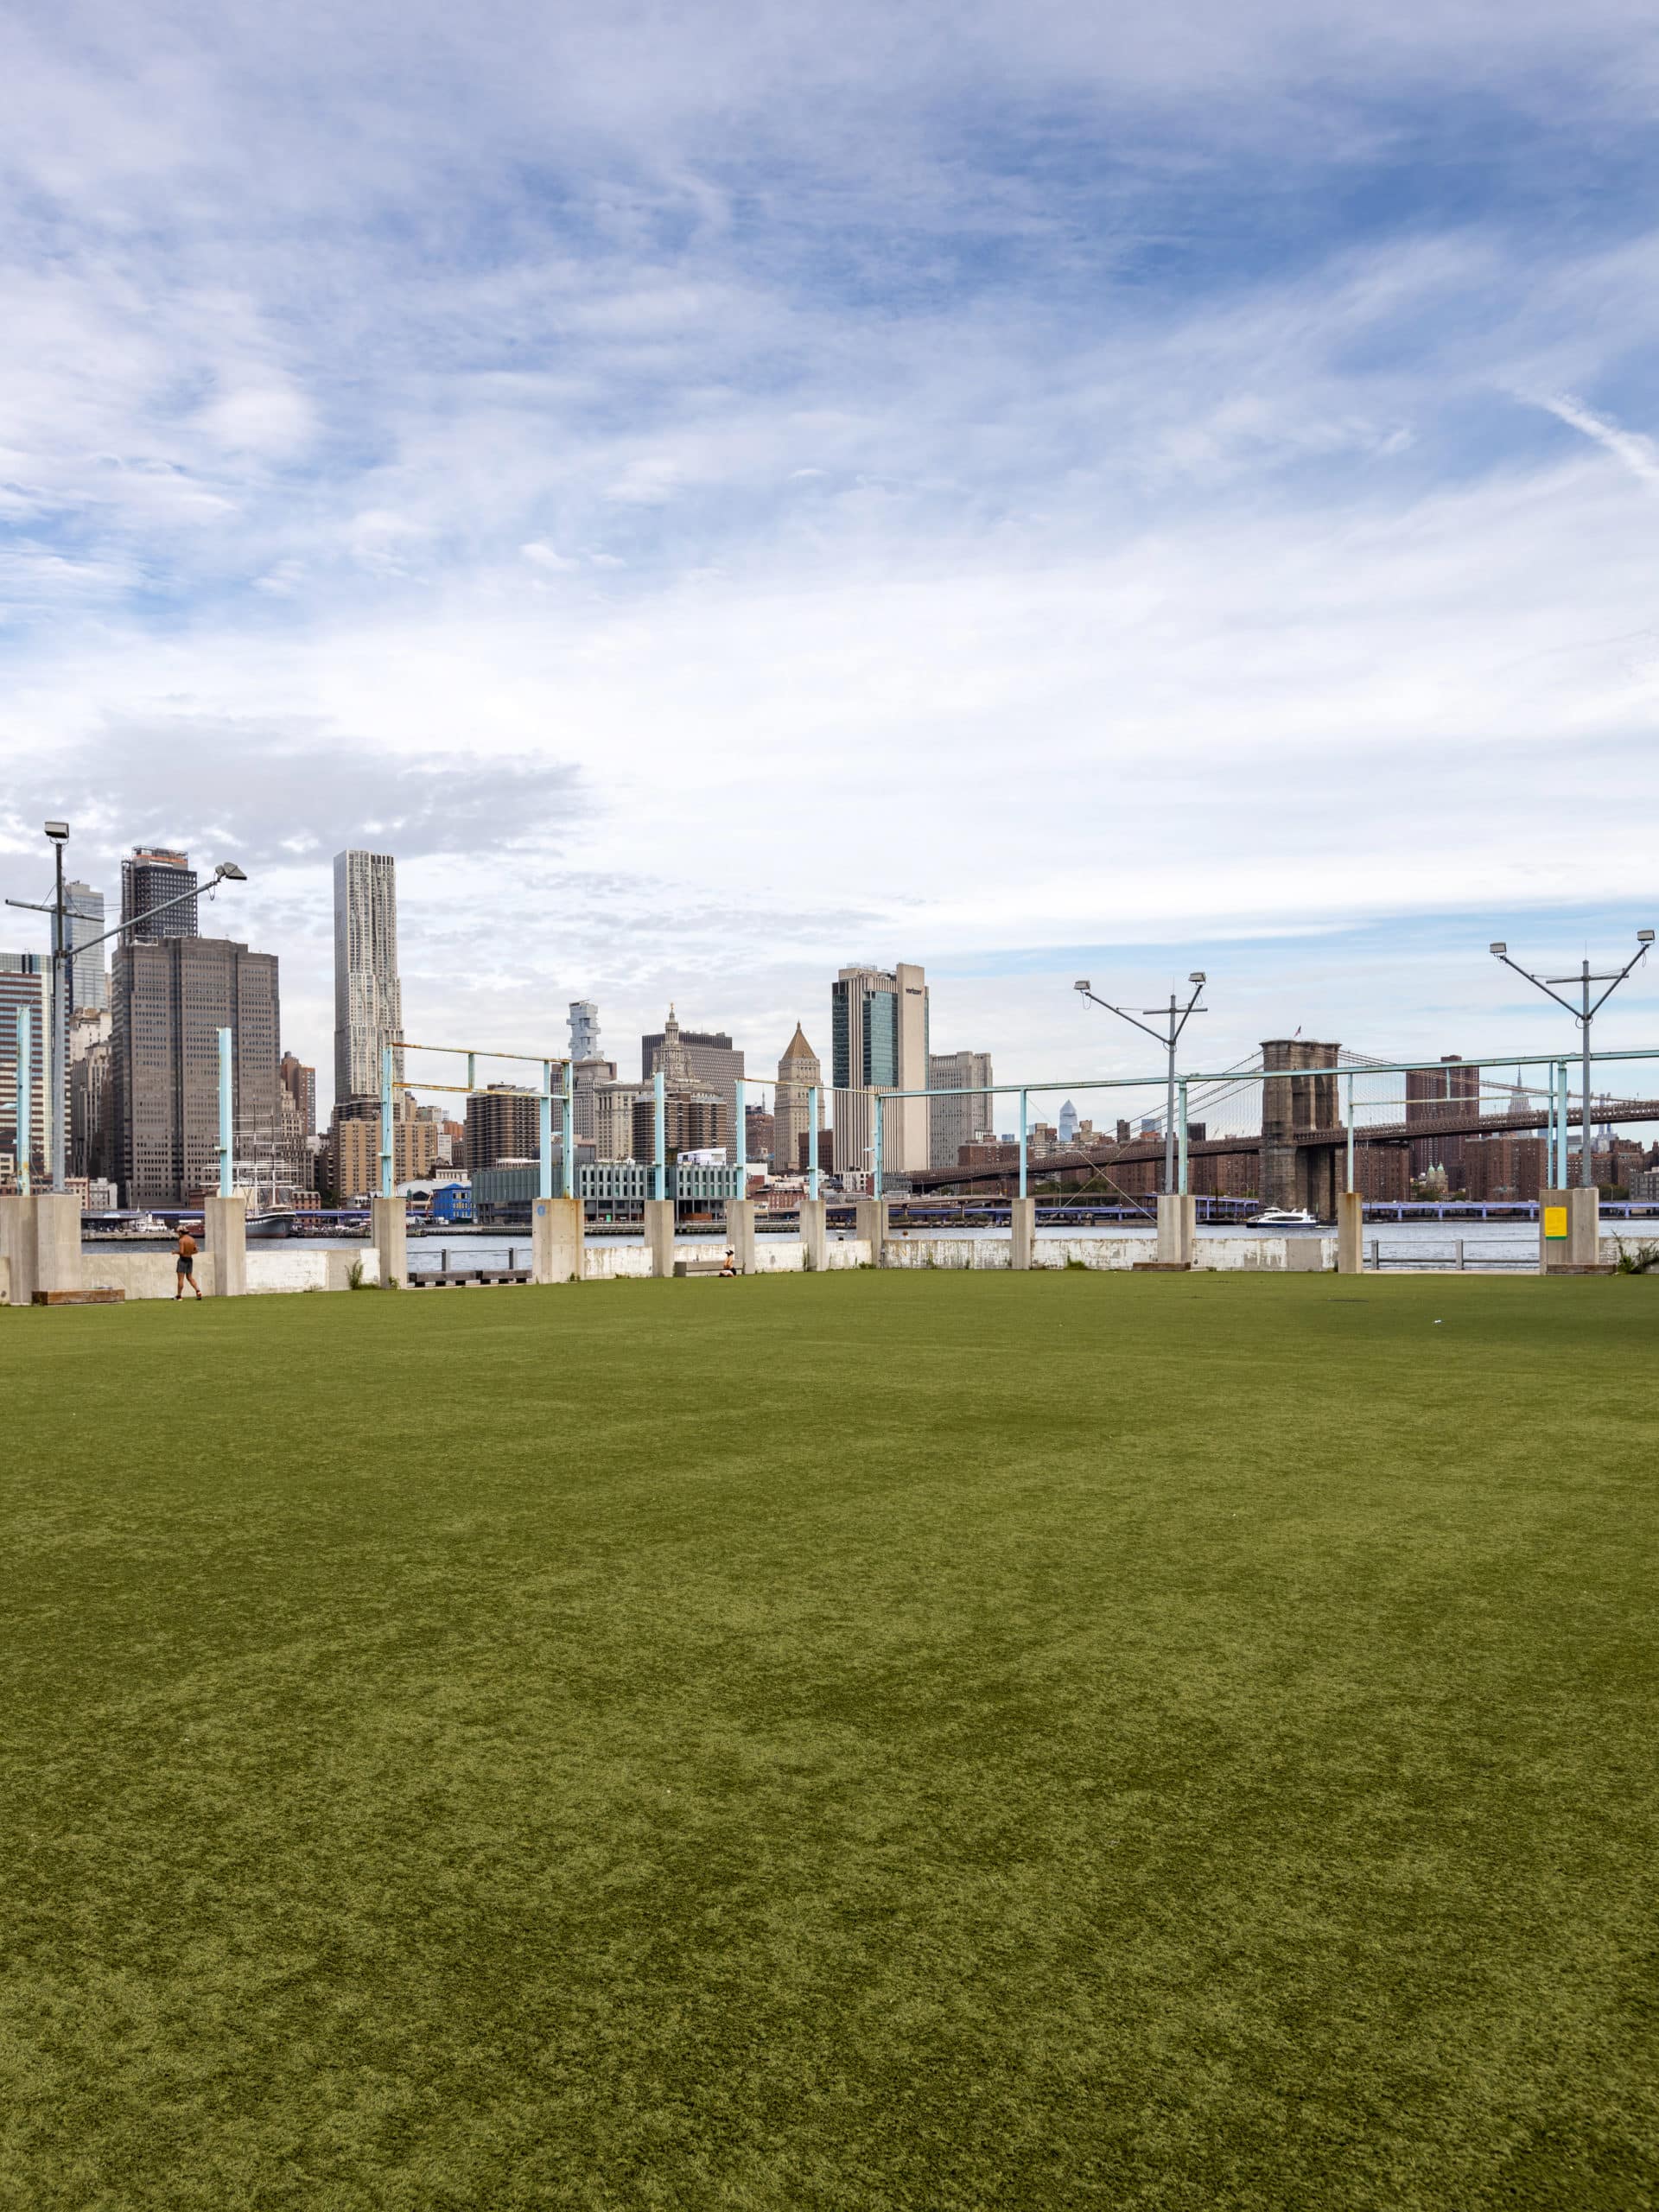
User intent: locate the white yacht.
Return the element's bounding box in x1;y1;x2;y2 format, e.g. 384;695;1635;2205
1246;1205;1321;1227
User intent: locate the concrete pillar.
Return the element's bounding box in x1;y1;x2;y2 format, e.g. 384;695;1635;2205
35;1192;85;1297
372;1195;406;1288
531;1195;584;1284
1336;1190;1363;1275
727;1198;757;1275
1155;1192;1196;1268
799;1197;828;1272
854;1196;887;1264
204;1192;247;1298
0;1195;38;1306
643;1198;675;1278
1009;1196;1036;1270
1541;1187;1600;1272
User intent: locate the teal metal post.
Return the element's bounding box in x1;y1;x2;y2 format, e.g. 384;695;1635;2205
653;1071;666;1202
1344;1071;1355;1192
1556;1060;1569;1186
1177;1078;1189;1196
562;1059;575;1200
734;1077;746;1197
807;1083;819;1201
15;1007;30;1196
538;1060;554;1200
379;1045;394;1200
873;1093;884;1201
217;1026;234;1196
1546;1065;1557;1186
1018;1088;1027;1201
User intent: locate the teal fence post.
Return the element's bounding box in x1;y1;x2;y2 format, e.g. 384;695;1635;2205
807;1083;819;1201
218;1026;233;1196
1018;1087;1028;1200
1178;1078;1189;1196
379;1046;394;1200
15;1007;30;1196
873;1093;884;1201
539;1060;554;1201
1344;1071;1354;1192
653;1071;666;1203
562;1060;575;1200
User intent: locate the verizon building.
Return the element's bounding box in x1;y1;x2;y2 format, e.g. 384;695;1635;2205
111;937;280;1206
832;963;930;1178
334;849;403;1104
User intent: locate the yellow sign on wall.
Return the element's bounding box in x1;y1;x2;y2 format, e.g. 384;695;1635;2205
1543;1205;1568;1240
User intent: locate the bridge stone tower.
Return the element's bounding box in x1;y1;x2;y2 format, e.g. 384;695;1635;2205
1259;1039;1341;1215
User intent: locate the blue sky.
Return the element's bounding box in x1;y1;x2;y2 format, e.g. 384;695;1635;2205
2;0;1657;1104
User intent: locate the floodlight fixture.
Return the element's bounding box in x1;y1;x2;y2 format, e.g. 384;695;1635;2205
43;820;69;842
1489;942;1506;957
213;861;248;881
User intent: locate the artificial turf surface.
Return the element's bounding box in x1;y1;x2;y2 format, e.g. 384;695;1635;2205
1;1270;1656;2210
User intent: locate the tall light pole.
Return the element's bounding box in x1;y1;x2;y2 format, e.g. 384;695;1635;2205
6;836;248;1189
1490;932;1653;1189
1074;972;1207;1196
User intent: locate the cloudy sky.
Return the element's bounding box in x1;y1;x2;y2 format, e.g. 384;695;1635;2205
3;0;1658;1111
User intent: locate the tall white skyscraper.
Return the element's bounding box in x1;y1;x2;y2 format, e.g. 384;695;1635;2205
334;850;403;1103
831;962;930;1177
65;881;109;1013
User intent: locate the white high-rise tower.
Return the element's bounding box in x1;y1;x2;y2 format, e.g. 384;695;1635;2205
334;850;403;1103
569;1001;601;1061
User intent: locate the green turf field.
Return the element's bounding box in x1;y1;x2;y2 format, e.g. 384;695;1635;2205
3;1270;1656;2209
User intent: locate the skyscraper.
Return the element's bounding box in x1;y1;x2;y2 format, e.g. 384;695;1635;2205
1058;1099;1079;1147
569;1001;601;1061
775;1022;822;1174
0;953;46;1180
642;1014;742;1147
279;1051;317;1137
832;963;930;1177
111;936;281;1205
65;882;109;1013
334;850;403;1105
928;1050;994;1171
120;849;199;944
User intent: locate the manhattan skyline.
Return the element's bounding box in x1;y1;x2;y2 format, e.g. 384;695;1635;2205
0;3;1656;1097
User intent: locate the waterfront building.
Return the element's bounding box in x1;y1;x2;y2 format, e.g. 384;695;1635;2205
333;849;403;1105
279;1052;317;1137
1407;1055;1481;1184
464;1083;540;1175
65;881;109;1012
745;1104;775;1166
0;953;46;1181
592;1079;641;1161
571;1056;619;1141
120;849;199;945
928;1049;993;1173
642;1012;743;1147
111;935;281;1207
331;1109;438;1201
775;1024;822;1177
832;963;930;1178
631;1084;722;1161
69;1011;114;1184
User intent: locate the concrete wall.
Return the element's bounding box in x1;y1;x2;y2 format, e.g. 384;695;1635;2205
79;1248;379;1300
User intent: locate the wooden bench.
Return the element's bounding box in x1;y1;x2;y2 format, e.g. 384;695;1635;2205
407;1268;531;1289
32;1287;125;1305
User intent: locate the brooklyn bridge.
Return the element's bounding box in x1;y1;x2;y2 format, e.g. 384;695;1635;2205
906;1039;1659;1206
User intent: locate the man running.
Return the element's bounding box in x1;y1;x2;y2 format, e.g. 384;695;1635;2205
175;1226;202;1300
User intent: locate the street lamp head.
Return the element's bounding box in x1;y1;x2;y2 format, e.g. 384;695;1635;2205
1073;978;1090;994
1189;971;1205;985
1639;930;1655;945
43;820;69;842
213;861;248;882
1490;942;1507;957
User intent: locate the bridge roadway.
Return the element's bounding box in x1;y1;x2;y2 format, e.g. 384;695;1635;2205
909;1095;1659;1191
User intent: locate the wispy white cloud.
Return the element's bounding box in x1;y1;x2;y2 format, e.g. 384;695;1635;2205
1529;391;1659;492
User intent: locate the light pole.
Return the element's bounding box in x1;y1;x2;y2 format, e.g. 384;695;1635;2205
1490;932;1653;1189
6;836;248;1188
1074;972;1207;1196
